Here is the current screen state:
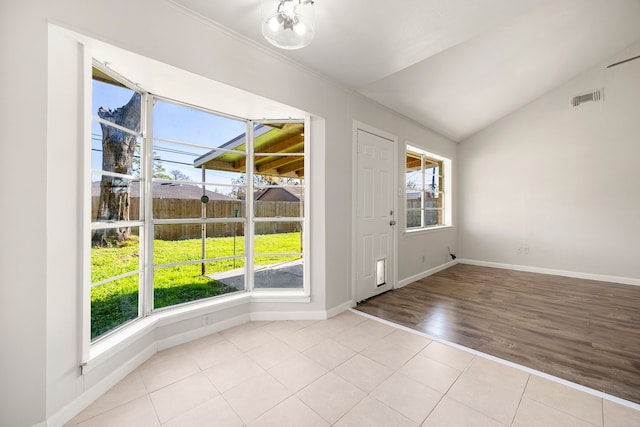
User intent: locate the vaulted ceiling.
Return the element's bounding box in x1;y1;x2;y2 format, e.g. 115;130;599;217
169;0;640;141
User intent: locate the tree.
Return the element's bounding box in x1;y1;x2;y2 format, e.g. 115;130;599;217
229;174;274;199
93;92;141;246
151;153;171;179
132;150;171;179
170;169;191;181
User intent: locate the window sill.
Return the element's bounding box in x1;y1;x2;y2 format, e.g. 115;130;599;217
87;292;252;370
404;224;454;236
85;289;310;372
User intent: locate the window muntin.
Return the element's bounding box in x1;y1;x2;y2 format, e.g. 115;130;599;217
405;145;449;231
90;275;139;339
150;183;244;220
153;263;239;310
153;224;245;263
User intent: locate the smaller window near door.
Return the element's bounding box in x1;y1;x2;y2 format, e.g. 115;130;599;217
405;145;451;231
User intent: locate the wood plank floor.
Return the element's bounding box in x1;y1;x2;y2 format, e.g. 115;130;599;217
355;263;640;404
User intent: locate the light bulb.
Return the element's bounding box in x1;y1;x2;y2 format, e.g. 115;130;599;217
268;15;280;32
294;21;307;35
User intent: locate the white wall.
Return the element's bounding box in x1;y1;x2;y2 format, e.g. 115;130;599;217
0;2;49;426
0;1;457;426
459;41;640;282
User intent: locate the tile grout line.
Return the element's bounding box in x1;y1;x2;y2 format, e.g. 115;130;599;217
510;374;531;426
74;313;640;426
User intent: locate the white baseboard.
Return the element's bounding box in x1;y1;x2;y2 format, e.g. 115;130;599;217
250;310;328;321
459;259;640;287
157;313;250;351
48;343;156;427
397;259;459;288
250;300;356;322
326;300;356;319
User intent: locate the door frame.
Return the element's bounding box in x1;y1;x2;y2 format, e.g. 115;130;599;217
351;121;398;303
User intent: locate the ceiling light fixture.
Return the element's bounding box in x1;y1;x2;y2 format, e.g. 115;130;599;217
262;0;315;50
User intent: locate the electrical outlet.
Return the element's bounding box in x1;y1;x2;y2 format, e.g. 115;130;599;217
422;255;425;263
523;246;530;255
202;315;212;327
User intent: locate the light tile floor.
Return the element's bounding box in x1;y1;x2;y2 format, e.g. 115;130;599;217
65;311;640;427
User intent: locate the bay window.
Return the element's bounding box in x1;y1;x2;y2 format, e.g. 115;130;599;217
89;63;308;342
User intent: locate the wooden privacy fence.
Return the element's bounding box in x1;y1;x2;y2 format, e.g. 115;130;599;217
92;198;302;240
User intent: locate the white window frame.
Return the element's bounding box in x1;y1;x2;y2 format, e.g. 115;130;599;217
251;119;308;296
405;144;452;232
85;61;148;347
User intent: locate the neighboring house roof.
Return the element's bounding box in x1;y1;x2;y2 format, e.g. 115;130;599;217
92;181;235;200
254;185;302;202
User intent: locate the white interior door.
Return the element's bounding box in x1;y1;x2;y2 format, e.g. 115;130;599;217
356;128;396;302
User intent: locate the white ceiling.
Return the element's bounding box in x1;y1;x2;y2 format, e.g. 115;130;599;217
169;0;640;141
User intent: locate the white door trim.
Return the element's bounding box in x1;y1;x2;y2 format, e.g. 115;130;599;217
351;121;398;303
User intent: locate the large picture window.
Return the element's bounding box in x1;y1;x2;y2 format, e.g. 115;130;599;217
89;64;308;341
405;145;451;231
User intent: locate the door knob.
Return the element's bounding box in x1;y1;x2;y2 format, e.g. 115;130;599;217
389;220;396;226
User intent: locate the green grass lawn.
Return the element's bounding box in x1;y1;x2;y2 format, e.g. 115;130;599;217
91;232;301;339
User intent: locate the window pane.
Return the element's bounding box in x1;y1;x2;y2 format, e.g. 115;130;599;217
91;230;141;282
92;174;141;223
254;223;303;288
150;139;247;184
153;100;246;148
91;121;142;175
150;140;213;181
255;155;304;179
91;275;139;340
254;257;303;289
253;123;305;191
153;263;240;309
90;229;140;340
91;120;141;174
152;100;248;204
406;203;422;229
254;223;303;252
253;123;304;154
151;183;245;220
406;153;422;191
255;184;304;218
424;209;442;226
92;77;141;133
425;162;442;192
154;223;245;264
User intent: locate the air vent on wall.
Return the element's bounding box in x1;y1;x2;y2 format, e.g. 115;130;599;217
571;89;603;107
